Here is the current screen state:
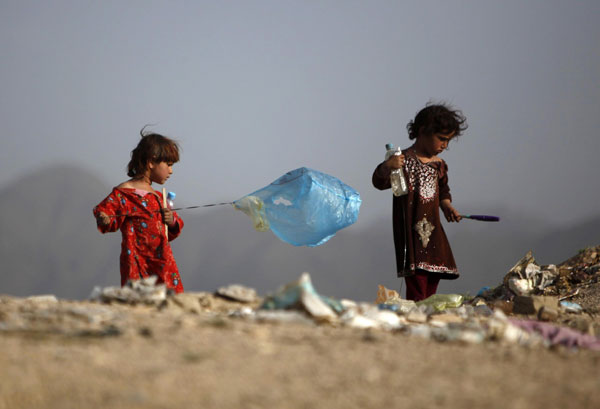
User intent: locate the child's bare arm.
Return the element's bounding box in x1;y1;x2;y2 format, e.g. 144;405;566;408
161;208;176;226
440;199;461;222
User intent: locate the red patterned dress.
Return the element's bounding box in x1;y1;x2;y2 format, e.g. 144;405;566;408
93;188;184;293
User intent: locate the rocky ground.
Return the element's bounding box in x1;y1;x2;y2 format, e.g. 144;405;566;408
1;246;599;409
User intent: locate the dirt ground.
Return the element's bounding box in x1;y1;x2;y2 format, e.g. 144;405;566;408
1;296;599;409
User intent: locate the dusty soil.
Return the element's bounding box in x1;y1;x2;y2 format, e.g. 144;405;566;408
1;296;599;409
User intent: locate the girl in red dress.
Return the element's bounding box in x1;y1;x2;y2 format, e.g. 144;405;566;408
372;103;468;301
93;128;185;293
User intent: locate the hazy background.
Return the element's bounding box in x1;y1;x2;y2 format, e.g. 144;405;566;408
1;1;599;300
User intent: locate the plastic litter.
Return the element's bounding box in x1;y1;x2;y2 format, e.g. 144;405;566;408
509;318;600;350
560;300;583;313
234;167;361;246
375;284;401;304
416;294;464;312
259;272;344;321
504;251;558;295
375;285;417;314
384;143;408;196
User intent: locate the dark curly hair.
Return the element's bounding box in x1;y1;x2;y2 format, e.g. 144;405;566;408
406;103;468;140
127;126;180;177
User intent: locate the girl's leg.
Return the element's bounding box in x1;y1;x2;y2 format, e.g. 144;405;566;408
405;270;442;301
405;271;428;301
425;273;441;298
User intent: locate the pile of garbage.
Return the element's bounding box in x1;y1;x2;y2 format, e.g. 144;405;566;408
240;268;599;350
1;246;598;351
476;246;600;319
240;245;600;351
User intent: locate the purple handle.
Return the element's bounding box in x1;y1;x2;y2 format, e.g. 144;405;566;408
463;214;500;222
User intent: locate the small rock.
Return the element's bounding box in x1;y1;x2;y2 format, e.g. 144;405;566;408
254;310;315;325
170;293;202;313
25;295;58;303
473;304;494;317
492;299;514;315
513;295;558;315
538;306;558;321
216;284;258;303
429;313;464;326
407;310;428;323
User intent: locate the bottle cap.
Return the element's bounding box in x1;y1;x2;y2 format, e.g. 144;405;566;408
167;191;176;200
385;143;394;150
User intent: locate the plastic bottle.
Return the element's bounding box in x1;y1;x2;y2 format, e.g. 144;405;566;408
385;143;408;196
167;191;176;209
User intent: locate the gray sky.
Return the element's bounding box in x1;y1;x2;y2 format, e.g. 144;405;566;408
2;0;599;228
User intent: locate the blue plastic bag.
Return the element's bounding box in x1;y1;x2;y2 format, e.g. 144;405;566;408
233;167;361;246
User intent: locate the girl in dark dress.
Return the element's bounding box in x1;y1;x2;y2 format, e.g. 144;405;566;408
372;103;467;301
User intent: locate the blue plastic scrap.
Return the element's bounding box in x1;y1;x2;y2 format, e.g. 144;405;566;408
233;167;362;246
560;300;583;313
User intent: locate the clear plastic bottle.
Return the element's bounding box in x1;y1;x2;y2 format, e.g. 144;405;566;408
166;191;176;209
385;143;408;196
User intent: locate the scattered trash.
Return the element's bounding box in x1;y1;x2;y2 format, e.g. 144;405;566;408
377;301;417;314
416;294;464;312
375;285;401;304
342;305;404;330
2;245;599;353
375;285;417;313
560;301;583;314
503;251;558;296
509;319;600;351
259;272;342;322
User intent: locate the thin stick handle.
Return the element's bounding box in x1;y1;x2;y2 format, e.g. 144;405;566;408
162;187;168;240
461;214;500;222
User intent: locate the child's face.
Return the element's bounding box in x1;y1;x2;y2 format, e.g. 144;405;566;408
149;161;174;184
421;131;455;156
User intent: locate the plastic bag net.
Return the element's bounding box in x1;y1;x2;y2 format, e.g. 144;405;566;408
234;167;361;246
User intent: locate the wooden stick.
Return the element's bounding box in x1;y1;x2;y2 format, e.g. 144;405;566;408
162;187;168;240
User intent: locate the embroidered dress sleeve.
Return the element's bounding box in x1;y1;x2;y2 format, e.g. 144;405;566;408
93;189;127;233
438;160;452;202
372;162;391;190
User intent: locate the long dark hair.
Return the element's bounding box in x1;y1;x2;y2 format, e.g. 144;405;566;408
407;103;468;140
127;126;180;177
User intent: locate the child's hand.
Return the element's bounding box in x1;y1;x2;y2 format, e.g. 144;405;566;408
384;153;405;172
162;208;176;226
440;199;461;223
95;212;111;226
